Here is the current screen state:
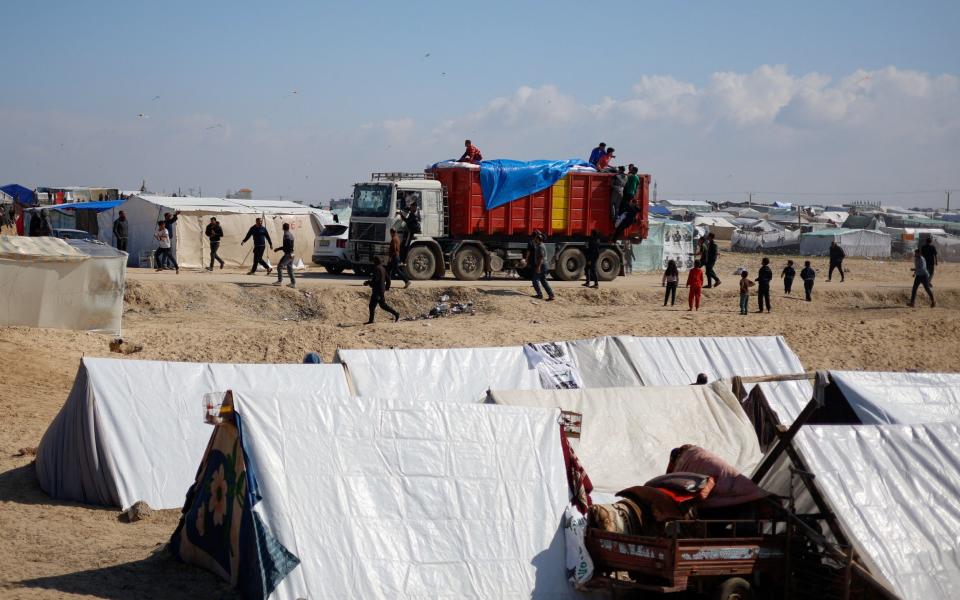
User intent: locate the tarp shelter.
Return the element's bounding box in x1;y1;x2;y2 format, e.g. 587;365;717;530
0;235;125;335
760;423;960;600
799;228;891;258
97;195;334;268
0;183;35;205
692;215;737;240
488;381;762;494
35;357;350;508
830;370;960;425
649;204;671;216
171;393;579;599
630;219;695;271
730;229;801;252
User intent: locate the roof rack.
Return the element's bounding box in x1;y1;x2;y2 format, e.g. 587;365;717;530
371;172;435;181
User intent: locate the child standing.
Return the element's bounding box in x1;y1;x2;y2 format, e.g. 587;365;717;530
686;260;704;311
800;261;816;302
781;260;796;294
662;259;679;306
756;257;773;313
738;271;754;315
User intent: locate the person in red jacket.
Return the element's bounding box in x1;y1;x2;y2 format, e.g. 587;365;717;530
458;139;483;164
686;260;704;311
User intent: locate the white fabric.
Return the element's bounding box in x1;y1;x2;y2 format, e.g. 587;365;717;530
0;235;125;334
799;229;892;258
794;424;960;600
731;229;801;251
35;357;350;508
831;370;960;425
231;393;579;600
489;382;762;493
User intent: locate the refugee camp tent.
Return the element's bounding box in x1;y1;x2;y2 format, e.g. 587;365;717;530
0;235;125;335
932;234;960;262
730;229;801;252
97;195;334;268
830;370;960;425
488;381;762;494
692;215;737;240
0;183;35;205
799;228;891;258
760;423;960;600
630;219;695;271
35;357;350;508
170;393;579;599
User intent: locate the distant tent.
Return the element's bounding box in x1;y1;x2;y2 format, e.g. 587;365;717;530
799;228;891;258
692;215;737;240
649;204;671;216
0;183;35;205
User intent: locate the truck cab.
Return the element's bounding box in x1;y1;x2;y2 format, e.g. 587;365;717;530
348;173;444;276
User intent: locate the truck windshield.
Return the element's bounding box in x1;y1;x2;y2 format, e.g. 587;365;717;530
351;184;392;218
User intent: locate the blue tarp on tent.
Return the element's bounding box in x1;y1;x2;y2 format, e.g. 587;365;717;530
650;205;671;216
52;200;127;212
479;159;593;210
1;184;35;205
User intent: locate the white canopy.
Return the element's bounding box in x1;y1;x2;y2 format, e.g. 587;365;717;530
35;357;350;508
831;370;960;425
799;229;892;258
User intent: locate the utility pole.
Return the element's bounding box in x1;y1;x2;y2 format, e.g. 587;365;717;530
748;191;753;207
948;189;952;212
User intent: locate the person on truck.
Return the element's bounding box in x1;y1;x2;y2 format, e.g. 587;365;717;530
458;139;483;164
588;143;606;167
397;201;421;256
530;233;555;301
388;228;411;288
583;229;600;289
622;165;640;213
241;217;273;275
364;257;401;323
610;166;627;223
612;200;639;241
597;147;615;171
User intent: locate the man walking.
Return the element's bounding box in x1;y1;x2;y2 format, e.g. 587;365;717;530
112;210;129;252
908;248;936;308
365;257;400;323
704;233;721;288
241;217;273;275
756;257;773;313
273;222;296;287
388;228;411;289
531;233;555;301
154;220;178;274
920;237;938;283
800;261;816;302
205;217;225;270
161;211;180;269
583;229;600;289
828;241;845;282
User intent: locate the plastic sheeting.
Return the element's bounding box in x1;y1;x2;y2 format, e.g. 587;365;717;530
479;159;593;210
229;393;579;599
488;381;761;493
793;424;960;600
831;370;960;425
35;357;350;508
730;229;801;252
799;229;892;258
630;220;695;272
0;183;35;205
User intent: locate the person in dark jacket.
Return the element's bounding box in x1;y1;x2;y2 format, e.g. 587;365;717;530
388;228;410;288
828;241;845;282
273;222;296;287
612;201;640;241
241;217;273;275
781;260;796;294
920;237;938;283
662;259;679;306
205;217;225;270
755;257;773;313
397;200;421;256
609;166;627;224
582;229;600;288
29;210;51;236
161;211;180;269
908;248;935;308
112;211;129;252
365;257;400;323
704;233;721;288
800;261;816;301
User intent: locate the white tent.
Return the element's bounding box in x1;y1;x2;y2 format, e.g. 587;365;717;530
831;370;960;425
0;235;125;335
799;228;892;258
35;357;350;508
692;215;737;240
730;229;801;252
488;382;762;494
171;394;579;599
97;195;334;269
761;423;960;600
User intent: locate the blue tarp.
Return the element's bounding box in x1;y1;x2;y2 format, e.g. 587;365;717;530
650;205;671;216
52;199;127;212
479;159;593;210
1;184;35;205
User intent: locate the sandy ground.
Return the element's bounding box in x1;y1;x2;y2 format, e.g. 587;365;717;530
1;252;958;599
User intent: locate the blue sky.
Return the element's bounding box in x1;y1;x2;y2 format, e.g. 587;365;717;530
2;1;959;206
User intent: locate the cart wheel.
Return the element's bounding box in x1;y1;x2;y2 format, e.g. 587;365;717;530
714;577;753;600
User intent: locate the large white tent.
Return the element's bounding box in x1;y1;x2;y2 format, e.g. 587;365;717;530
830;370;960;425
171;394;579;600
488;382;762;494
35;357;350;508
0;235;125;335
799;228;892;258
97;195;333;269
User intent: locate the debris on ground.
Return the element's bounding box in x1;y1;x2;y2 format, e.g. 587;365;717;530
109;338;143;355
120;500;154;523
14;447;37;457
408;293;477;320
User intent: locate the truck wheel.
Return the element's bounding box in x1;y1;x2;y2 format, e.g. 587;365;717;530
405;246;436;280
554;248;586;281
714;577;752;600
452;246;484;281
596;249;621;281
325;265;345;275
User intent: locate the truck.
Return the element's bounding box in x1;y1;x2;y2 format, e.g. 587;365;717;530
347;165;650;281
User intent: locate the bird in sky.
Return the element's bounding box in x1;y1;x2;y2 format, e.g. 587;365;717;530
205;123;223;130
137;113;149;118
151;95;161;101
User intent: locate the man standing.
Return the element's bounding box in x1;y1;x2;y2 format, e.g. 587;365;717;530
162;211;180;269
800;261;816;302
365;257;400;323
397;202;421;255
920;237;938;283
112;210;128;251
609;166;626;224
756;257;773;313
154;220;178;274
828;241;845;282
908;248;935;308
583;229;600;289
704;233;721;288
588;142;606;167
458;139;483;164
273;222;296;288
531;233;555;301
205;217;225;270
388;228;411;289
622;166;640;214
241;217;273;275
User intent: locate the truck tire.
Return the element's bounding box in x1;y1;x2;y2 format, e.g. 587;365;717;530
596;249;621;281
554;248;586;281
452;246;484;281
714;577;753;600
405;246;436;280
325;265;345;275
